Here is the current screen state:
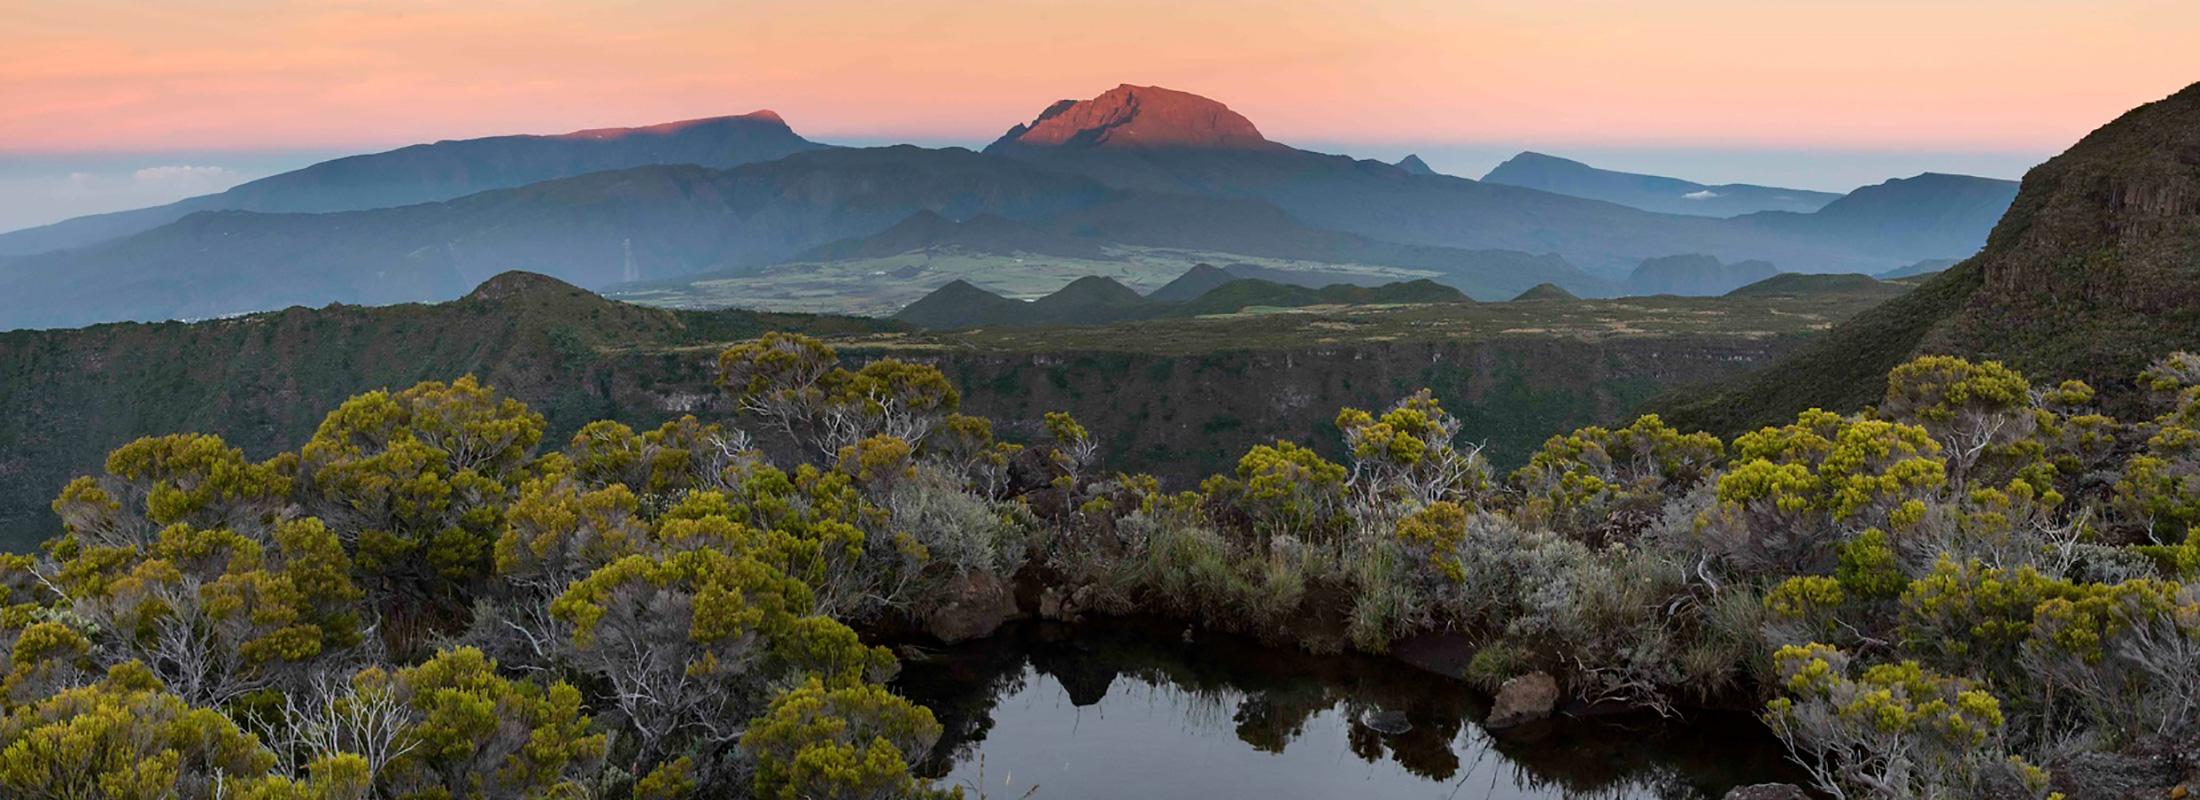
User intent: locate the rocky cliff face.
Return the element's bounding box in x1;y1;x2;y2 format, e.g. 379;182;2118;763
1658;81;2200;433
1960;82;2200;338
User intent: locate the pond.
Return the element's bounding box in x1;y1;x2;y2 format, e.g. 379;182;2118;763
892;619;1806;799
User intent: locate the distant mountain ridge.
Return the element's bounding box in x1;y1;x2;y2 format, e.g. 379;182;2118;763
1482;152;1842;217
0;111;824;257
1737;172;2020;261
0;146;1110;329
0;84;2026;330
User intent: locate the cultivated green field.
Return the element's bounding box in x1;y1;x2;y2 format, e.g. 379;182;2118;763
605;245;1436;316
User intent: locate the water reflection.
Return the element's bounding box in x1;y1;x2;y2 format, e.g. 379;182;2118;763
891;619;1803;799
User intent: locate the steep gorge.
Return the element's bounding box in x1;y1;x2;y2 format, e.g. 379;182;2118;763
0;275;1814;548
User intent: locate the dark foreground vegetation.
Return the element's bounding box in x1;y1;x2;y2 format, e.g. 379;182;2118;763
2;326;2196;799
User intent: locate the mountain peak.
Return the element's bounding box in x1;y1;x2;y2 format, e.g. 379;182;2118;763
891;280;1023;330
1395;154;1438;176
988;85;1284;152
1510;282;1578;302
1048;275;1144;299
463;271;591;303
1149;263;1238;302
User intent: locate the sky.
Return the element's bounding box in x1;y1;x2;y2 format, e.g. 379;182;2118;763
2;0;2196;231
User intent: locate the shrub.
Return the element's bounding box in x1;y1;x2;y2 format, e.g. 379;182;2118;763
1764;644;2054;800
549;547;890;775
299;376;545;610
1463;642;1532;692
1511;414;1722;542
0;662;291;799
741;678;952;800
368;647;607;799
1203;441;1349;544
1699;411;1944;577
719;334;958;461
2020;579;2200;746
1880;356;2044;493
1335;390;1493;513
1899;557;2078;683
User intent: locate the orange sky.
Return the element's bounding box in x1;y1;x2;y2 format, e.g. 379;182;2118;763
2;0;2196;154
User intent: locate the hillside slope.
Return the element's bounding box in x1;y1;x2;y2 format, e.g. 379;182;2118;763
1657;81;2200;432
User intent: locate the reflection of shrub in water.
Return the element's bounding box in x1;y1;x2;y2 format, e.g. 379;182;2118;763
1231;687;1327;754
891;641;1032;779
1345;707;1465;781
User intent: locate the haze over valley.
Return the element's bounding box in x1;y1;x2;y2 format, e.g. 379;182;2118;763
4;4;2199;799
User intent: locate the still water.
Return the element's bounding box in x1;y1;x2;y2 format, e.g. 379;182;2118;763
892;620;1803;800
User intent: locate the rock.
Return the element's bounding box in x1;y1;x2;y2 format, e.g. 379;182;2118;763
1038;585;1087;620
1361;709;1413;736
1722;784;1807;800
1486;672;1560;729
922;571;1018;643
1388;631;1476;680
